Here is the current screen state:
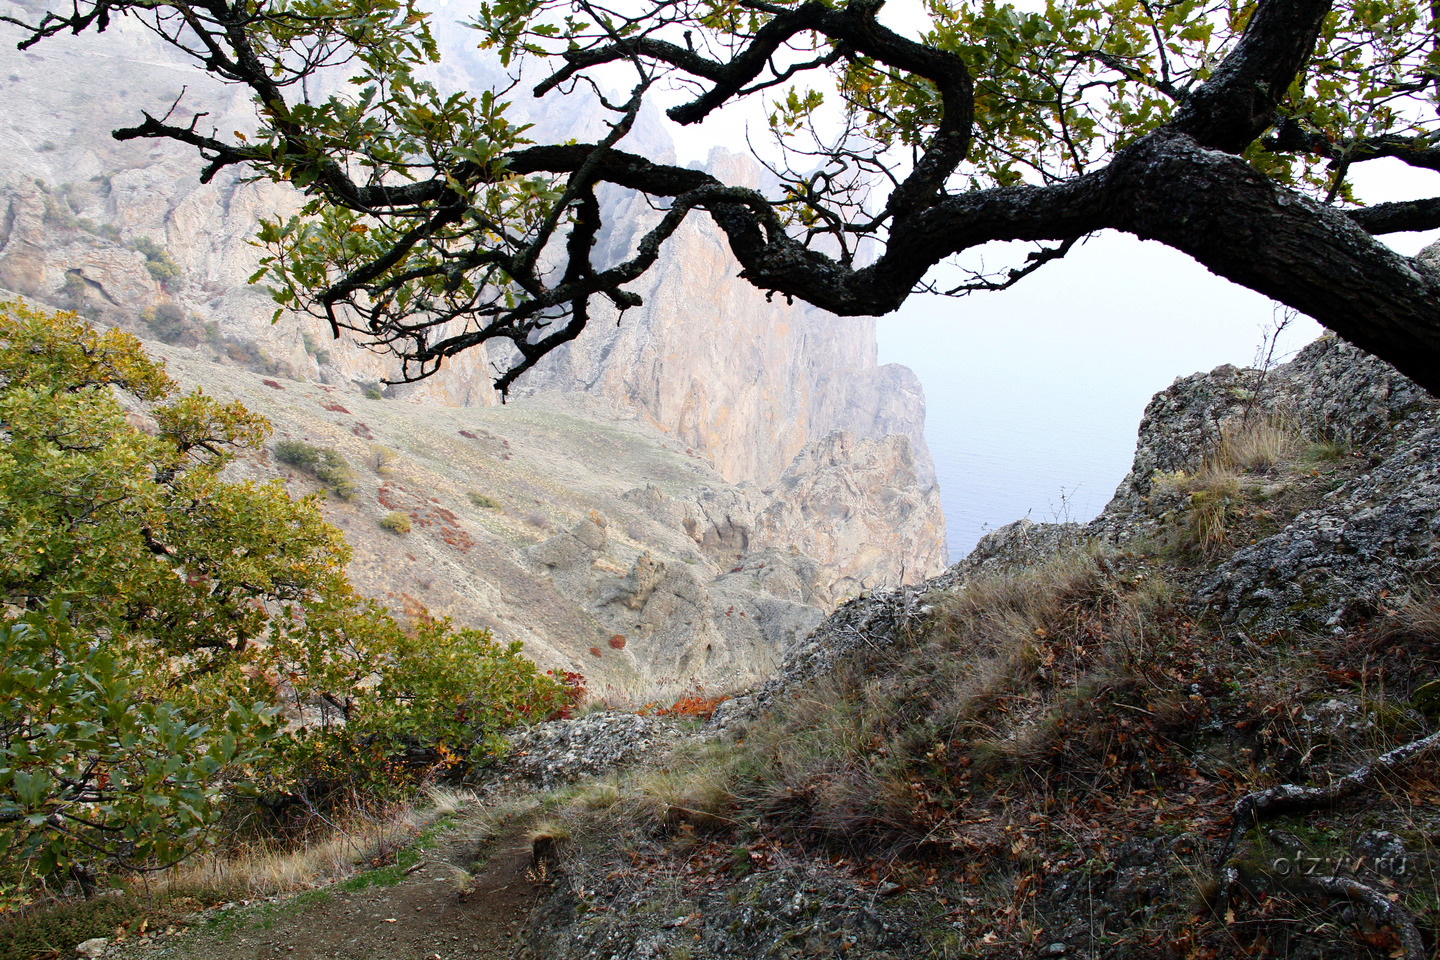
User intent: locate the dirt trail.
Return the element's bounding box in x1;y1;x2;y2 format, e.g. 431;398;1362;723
143;824;541;960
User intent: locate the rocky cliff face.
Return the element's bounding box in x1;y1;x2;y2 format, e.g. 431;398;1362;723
755;431;945;593
512;149;936;489
0;3;944;594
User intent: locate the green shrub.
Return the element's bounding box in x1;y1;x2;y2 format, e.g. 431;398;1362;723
0;888;151;960
364;386;384;401
1;608;278;881
221;337;288;376
273;438;322;470
467;491;501;510
132;237;181;286
273;440;357;500
380;511;411;534
140;301;193;345
0;303;565;902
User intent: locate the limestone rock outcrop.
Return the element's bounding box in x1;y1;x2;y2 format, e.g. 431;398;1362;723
617;431;948;598
755;432;946;593
494;712;690;788
932;331;1440;638
1195;340;1440;634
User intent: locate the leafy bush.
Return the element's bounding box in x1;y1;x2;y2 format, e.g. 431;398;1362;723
132;236;181;286
0;888;153;960
277;617;566;780
273;439;358;500
379;511;411;534
221;337;288;376
467;491;501;510
272;438;322;470
0;304;563;901
0;607;277;878
140;300;194;345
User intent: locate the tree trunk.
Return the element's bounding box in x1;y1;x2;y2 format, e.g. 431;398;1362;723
1108;131;1440;395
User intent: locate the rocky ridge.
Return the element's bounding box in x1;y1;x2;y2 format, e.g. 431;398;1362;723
885;331;1440;637
0;0;949;681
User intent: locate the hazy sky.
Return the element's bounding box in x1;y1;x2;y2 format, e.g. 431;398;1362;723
875;235;1325;557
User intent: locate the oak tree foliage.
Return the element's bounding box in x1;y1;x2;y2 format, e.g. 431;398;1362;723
0;303;563;894
4;0;1440;393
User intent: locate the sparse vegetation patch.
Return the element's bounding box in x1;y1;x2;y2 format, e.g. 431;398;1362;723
380;511;412;534
273;439;359;500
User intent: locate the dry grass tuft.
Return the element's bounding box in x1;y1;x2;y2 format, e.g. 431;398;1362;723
1215;414;1301;473
1153;415;1304;557
151;813;418;901
424;785;481;817
635;746;740;830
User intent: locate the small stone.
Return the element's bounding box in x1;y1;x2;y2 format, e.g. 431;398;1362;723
1046;942;1067;956
75;938;108;958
